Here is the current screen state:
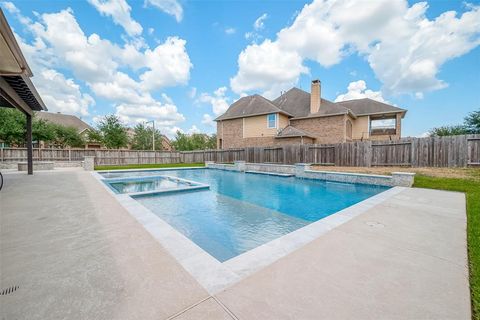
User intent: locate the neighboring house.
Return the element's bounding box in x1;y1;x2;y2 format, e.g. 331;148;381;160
126;128;174;151
35;111;102;149
215;80;407;149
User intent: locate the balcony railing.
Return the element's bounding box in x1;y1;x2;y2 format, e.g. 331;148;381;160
370;128;397;136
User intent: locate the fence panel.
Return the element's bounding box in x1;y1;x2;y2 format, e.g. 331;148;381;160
467;137;480;165
2;134;479;167
371;141;412;166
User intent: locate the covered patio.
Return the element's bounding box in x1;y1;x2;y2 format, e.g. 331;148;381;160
0;9;47;174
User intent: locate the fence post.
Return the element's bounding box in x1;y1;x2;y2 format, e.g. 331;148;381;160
68;149;71;162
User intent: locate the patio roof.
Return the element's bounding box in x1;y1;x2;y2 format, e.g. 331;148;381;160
0;9;46;114
1;8;47;175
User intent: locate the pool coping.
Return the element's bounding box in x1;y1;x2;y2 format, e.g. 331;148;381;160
91;169;406;294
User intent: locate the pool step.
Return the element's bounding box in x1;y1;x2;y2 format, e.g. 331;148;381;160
245;171;294;177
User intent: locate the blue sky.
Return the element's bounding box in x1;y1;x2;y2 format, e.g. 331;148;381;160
2;0;479;138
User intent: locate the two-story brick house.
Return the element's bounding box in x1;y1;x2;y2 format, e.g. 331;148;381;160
215;80;406;149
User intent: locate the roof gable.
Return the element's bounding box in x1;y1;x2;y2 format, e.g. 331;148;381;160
272;87;347;118
215;94;290;121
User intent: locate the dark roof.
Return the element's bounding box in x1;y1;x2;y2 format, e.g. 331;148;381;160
272;87;344;118
275;125;315;138
336;98;406;116
215;94;291;121
35;112;93;132
216;87;406;121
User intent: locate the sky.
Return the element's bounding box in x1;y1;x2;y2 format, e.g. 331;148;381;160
1;0;479;138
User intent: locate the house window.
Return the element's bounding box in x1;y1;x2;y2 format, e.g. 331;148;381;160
346;119;352;139
267;113;277;129
370;116;397;135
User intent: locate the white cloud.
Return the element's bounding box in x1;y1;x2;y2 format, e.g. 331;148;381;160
188;87;197;99
225;27;236;35
1;1;19;14
36;69;95;116
140;36;192;90
148;27;154;35
198;86;230;116
116;102;185;127
232;0;480;97
11;6;190;132
187;125;200;134
145;0;183;22
244;13;268;43
230;39;307;98
334;80;386;103
87;0;142;36
254;13;268;31
201;113;215;127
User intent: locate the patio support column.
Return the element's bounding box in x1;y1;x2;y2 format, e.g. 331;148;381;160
26;112;33;175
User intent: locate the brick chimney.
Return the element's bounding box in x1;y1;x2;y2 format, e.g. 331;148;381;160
310;79;321;114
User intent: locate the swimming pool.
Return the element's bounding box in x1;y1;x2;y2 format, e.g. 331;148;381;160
101;168;389;262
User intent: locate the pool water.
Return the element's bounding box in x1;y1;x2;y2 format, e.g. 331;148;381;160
106;175;207;194
103;169;389;262
109;177;185;194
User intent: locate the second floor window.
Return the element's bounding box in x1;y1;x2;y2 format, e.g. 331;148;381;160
267;113;277;128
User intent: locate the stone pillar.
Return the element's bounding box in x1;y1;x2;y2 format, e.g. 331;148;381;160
234;160;246;172
392;172;415;187
295;163;311;178
83;156;95;171
205;161;215;168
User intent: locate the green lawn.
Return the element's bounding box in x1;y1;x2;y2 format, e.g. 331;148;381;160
94;162;205;171
414;174;480;319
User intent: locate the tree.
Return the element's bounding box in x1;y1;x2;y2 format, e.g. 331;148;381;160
429;109;480;136
429;125;469;137
51;125;85;148
0;108;25;145
33;118;56;143
130;123;164;150
0;109;57;146
96;115;128;149
464;110;480;134
171;131;217;151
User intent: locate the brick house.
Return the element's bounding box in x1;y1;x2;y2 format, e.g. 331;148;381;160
215;80;407;149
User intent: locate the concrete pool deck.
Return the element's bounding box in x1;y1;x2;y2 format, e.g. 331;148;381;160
0;169;470;319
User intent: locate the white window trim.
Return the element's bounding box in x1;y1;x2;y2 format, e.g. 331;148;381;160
267;113;277;129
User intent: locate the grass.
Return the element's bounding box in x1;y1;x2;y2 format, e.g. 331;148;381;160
94;162;205;171
413;174;480;319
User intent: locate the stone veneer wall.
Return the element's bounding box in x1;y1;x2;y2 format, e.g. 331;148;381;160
289;115;347;144
205;161;415;187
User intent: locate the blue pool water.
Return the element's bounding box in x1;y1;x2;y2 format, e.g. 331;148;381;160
102;169;389;262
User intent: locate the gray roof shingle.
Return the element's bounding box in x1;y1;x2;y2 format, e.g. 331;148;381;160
35;112;93;133
336;98;406;116
215;94;291;121
215;87;406;121
272;87;345;118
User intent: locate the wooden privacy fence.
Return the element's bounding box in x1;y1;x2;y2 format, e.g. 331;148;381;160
0;148;181;166
1;134;479;167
